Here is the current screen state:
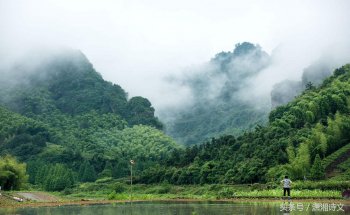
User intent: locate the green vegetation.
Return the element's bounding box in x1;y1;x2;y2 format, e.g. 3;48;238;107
338;157;350;171
310;154;325;180
0;106;50;160
322;143;350;168
0;48;349;202
234;189;340;199
292;180;350;190
165;42;270;145
0;50;162;129
141;64;350;185
0;155;28;190
60;181;344;200
0;104;181;192
33;162;75;191
0;50;180;192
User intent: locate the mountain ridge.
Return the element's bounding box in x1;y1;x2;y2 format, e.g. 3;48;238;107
141;64;350;184
0;49;180;191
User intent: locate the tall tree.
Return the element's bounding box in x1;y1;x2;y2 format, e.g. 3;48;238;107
79;160;97;182
310;154;325;180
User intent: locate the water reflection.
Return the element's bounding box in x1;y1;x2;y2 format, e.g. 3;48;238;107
0;201;348;215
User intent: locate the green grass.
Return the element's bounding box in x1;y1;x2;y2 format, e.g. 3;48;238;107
322;143;350;168
293;180;350;190
235;189;342;199
58;182;345;201
337;157;350;171
331;169;350;181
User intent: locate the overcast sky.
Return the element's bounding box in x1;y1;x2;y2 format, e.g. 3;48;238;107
1;0;350;111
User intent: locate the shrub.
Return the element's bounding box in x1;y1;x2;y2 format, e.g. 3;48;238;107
322;143;350;168
250;183;266;190
95;177;113;184
112;182;126;193
108;191;117;200
61;188;73;195
218;187;235;198
208;184;223;191
266;182;278;189
79;182;108;192
0;155;28;190
147;184;171;194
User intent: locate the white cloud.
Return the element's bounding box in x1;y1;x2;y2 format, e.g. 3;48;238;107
0;0;350;112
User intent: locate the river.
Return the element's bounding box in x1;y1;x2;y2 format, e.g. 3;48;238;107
0;201;348;214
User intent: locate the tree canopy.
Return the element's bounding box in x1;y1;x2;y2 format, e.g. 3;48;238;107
140;64;350;184
0;155;28;190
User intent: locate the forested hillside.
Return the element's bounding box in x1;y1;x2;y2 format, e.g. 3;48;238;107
163;43;340;146
0;50;180;191
1;48;349;192
164;42;271;145
140;64;350;184
0;50;163;129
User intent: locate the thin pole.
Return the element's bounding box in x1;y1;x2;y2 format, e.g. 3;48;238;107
130;163;133;201
130;159;135;201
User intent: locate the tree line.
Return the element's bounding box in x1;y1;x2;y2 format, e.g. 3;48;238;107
139;64;350;184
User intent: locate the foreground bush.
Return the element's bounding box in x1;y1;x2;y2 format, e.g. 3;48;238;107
0;155;28;190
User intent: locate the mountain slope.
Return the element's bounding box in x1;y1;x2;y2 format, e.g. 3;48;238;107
0;49;180;190
141;64;350;184
164;42;271;145
0;49;162;129
0;106;51;160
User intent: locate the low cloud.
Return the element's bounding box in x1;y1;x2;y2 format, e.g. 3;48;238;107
0;0;350;115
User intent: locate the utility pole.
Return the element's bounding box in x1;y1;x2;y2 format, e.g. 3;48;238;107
130;159;135;201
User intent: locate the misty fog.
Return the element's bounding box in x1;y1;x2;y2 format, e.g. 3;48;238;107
1;0;350;116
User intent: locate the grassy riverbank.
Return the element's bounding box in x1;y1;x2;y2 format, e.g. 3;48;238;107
62;179;349;200
1;180;349;208
65;184;344;201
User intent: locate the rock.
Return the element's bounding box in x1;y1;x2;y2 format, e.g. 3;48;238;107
342;190;350;199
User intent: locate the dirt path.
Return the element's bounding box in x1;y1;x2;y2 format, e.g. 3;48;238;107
0;195;17;206
326;147;350;177
16;192;59;202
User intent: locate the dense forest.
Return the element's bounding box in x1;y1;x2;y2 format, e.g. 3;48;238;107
1;48;350;193
0;50;163;129
164;43;339;146
163;42;271;145
0;50;180;191
140;64;350;184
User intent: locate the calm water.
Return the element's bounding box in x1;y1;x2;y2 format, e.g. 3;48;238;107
0;201;349;215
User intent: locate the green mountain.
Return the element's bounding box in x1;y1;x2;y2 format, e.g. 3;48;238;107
0;50;162;129
141;64;350;184
0;49;180;191
164;42;271;145
2;47;349;191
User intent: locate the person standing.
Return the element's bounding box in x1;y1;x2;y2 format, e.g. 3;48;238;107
281;175;292;199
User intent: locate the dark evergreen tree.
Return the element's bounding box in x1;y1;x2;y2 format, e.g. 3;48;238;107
310;154;325;180
99;161;113;178
80;161;97;182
